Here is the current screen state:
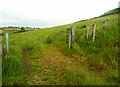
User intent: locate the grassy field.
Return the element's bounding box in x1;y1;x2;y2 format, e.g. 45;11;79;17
2;14;119;85
100;8;120;17
1;28;34;35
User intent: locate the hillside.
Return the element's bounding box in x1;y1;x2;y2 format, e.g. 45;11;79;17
100;8;120;17
2;12;119;85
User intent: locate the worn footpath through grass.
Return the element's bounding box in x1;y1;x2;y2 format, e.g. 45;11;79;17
24;44;115;85
2;14;118;85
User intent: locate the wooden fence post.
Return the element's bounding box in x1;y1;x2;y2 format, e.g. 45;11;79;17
69;31;71;49
67;25;75;49
71;26;72;48
6;33;9;54
66;27;71;43
86;26;90;39
92;24;96;42
72;25;75;44
71;25;75;48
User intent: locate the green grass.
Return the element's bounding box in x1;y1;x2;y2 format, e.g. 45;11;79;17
2;14;119;85
2;28;33;35
100;8;120;17
0;30;2;34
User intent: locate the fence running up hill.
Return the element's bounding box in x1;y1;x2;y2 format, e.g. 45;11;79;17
66;21;108;49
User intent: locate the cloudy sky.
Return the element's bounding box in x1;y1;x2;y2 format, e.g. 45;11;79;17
0;0;119;28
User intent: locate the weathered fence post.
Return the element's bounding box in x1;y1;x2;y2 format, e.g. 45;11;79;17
66;27;71;49
69;31;71;49
66;25;75;49
70;27;73;48
70;25;75;48
66;27;69;43
6;33;9;54
72;25;75;43
86;26;90;39
92;24;96;42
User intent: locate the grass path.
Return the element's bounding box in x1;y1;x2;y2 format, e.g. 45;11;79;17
2;14;118;85
22;48;33;80
23;44;114;85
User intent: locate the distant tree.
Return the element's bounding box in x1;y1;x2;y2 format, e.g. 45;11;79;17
21;27;25;32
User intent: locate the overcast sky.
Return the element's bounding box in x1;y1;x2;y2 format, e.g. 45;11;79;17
0;0;119;28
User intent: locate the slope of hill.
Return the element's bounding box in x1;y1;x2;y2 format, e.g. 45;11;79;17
2;11;119;85
100;8;120;17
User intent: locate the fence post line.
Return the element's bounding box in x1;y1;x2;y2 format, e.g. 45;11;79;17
66;27;71;44
92;24;96;42
67;25;75;49
69;30;71;49
86;26;90;39
6;33;9;54
71;26;73;48
72;25;75;44
70;25;75;48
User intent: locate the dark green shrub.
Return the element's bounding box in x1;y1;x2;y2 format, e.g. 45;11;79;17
21;27;25;32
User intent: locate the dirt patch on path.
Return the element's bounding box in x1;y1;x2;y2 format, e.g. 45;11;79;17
29;45;88;84
28;44;109;85
22;48;32;77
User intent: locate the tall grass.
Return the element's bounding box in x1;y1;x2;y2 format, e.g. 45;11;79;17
2;14;118;85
